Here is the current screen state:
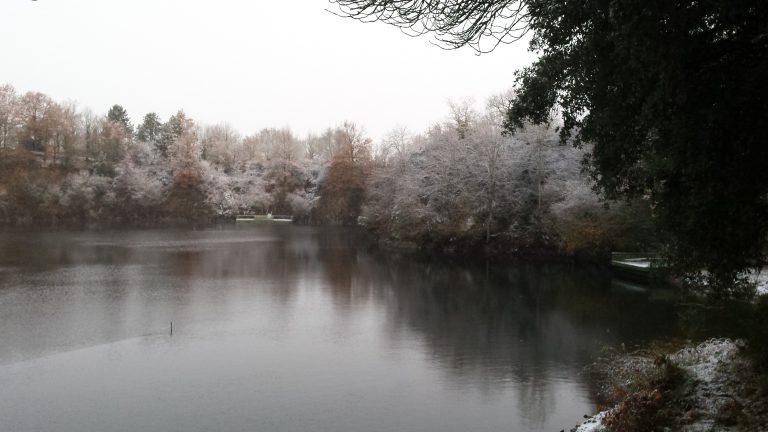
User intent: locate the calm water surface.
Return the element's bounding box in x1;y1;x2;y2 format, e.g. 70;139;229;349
0;225;678;432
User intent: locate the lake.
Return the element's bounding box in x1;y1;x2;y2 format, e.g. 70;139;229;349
0;225;679;432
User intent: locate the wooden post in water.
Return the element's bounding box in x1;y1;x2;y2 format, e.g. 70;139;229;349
170;321;173;336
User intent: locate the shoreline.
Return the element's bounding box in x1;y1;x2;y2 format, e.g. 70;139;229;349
572;339;768;432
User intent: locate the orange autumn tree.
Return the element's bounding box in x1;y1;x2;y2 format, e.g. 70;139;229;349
318;122;372;225
165;111;213;223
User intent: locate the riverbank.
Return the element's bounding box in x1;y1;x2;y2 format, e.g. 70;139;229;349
573;339;768;431
375;235;615;265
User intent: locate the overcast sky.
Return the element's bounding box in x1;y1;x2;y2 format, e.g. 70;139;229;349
2;0;536;141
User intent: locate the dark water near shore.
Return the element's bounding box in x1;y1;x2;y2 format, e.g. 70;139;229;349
0;225;679;432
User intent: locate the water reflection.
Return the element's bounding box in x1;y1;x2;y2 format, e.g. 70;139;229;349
0;225;679;432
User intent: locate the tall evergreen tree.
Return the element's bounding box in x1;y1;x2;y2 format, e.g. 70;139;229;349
107;104;133;135
157;110;192;158
136;112;162;143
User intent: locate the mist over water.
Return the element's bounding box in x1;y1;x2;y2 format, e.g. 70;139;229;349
0;225;678;432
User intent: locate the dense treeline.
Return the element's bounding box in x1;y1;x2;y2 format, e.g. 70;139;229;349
0;83;654;257
0;84;371;227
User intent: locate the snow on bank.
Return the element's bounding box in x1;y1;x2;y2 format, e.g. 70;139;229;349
754;269;768;296
671;339;746;431
573;410;608;432
574;339;755;432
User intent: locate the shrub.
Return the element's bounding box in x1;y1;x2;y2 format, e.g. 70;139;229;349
603;389;664;432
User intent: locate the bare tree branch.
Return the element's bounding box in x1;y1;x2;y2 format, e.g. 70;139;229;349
327;0;530;53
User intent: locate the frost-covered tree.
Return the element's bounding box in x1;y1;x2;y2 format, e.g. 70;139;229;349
0;84;20;160
201;123;240;172
57;172;111;222
364;128;432;241
447;98;476;140
306;128;336;161
206;162;273;217
136;112;162;144
111;159;164;222
465;115;516;243
92;118;130;176
157;110;191;159
364;96;652;255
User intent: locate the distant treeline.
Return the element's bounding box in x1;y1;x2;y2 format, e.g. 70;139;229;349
0;84;656;257
0;84;372;227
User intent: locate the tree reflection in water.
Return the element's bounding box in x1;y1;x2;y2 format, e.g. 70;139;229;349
0;225;680;431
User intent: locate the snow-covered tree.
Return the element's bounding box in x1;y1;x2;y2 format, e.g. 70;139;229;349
0;84;20;160
201;123;240;172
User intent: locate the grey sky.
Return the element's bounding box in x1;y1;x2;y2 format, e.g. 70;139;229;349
2;0;536;141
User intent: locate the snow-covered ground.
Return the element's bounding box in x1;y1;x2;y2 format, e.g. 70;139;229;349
754;268;768;296
573;339;764;432
573;411;608;432
671;339;746;431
